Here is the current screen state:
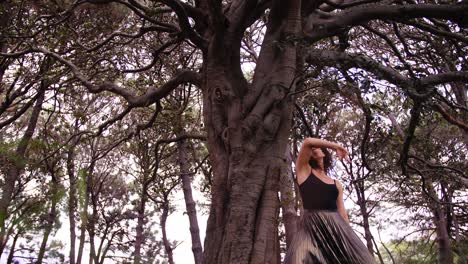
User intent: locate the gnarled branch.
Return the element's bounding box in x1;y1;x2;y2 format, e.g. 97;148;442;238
304;3;468;42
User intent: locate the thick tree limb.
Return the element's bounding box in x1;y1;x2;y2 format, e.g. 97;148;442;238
421;72;468;87
306;49;410;87
400;102;421;175
306;49;468;100
304;3;468;42
158;0;207;49
227;0;272;31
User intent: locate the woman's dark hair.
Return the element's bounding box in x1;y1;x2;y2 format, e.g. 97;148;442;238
308;147;333;173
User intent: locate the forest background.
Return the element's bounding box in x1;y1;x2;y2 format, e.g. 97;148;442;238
0;0;467;263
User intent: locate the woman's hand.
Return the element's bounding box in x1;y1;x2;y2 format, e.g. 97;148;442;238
335;145;350;162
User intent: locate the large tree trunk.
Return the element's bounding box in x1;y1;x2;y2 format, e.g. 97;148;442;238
279;147;298;247
177;138;204;264
0;87;45;257
202;1;301;263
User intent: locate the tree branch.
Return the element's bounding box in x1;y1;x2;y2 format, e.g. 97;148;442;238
433;103;468;132
1;48;202;107
158;0;207;49
306;49;468;100
304;3;468;42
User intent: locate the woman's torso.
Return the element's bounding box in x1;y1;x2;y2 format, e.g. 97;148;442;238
299;171;338;211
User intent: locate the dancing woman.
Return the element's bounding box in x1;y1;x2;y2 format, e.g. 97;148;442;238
285;138;375;264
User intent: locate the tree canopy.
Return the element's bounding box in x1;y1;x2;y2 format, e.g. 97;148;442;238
0;0;467;263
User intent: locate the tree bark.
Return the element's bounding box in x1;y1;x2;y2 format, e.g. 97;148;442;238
37;173;59;264
67;142;78;264
6;231;19;264
134;182;148;264
425;178;453;264
354;180;374;254
177;138;204;264
279;147;298;248
88;186;100;264
161;200;174;264
0;87;45;257
0;1;10;85
202;1;301;263
76;162;95;264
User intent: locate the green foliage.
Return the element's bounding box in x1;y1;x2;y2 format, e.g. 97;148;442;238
380;239;438;264
0;141;26;168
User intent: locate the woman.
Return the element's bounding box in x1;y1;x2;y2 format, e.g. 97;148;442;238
284;137;375;264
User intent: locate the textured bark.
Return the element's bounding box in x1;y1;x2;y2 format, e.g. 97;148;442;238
279;147;298;248
177;138;204;264
0;87;45;257
202;1;301;263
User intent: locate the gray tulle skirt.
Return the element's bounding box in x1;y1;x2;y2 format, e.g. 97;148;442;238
284;210;375;264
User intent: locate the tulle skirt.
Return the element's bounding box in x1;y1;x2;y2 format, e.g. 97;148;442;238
284;210;376;264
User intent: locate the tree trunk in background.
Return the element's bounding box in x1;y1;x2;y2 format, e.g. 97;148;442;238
134;182;148;264
425;177;453;264
177;138;204;264
88;191;100;264
76;162;95;264
448;183;467;264
37;173;60;264
76;197;88;264
0;1;10;85
0;87;45;257
6;231;19;264
160;200;174;264
354;180;374;254
67;142;78;264
202;1;300;263
95;222;110;264
279;147;298;247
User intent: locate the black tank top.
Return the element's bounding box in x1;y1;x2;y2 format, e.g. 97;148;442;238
299;171;338;211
